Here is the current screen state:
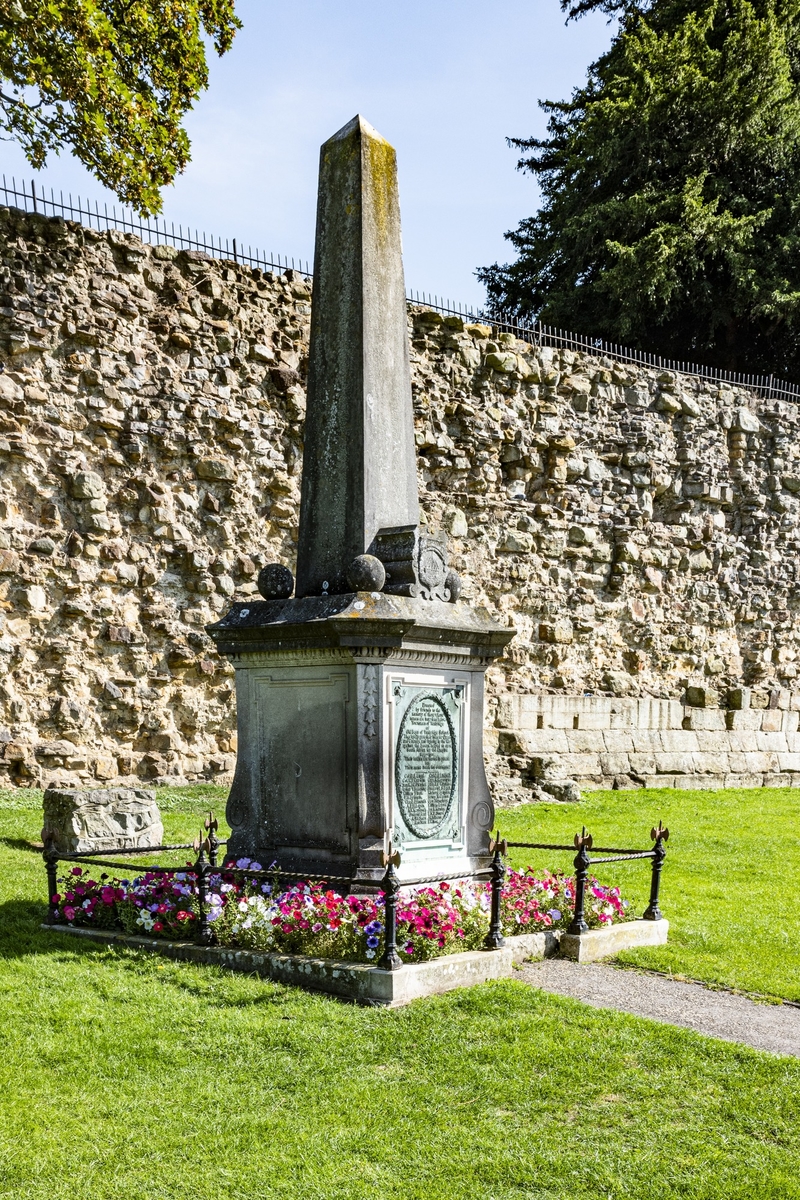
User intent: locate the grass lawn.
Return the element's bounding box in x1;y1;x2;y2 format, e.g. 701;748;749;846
498;788;800;1003
2;786;800;1198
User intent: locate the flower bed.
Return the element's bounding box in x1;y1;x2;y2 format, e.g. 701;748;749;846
51;859;634;963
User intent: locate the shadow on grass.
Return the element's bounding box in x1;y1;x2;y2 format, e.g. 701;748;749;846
0;898;140;962
1;895;128;953
0;836;42;854
0;897;351;1008
164;972;301;1007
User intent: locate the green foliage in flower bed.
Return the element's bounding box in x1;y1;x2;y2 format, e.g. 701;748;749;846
52;860;632;963
1;797;800;1199
500;787;800;1002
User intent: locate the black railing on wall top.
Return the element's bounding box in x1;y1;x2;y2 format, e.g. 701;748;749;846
4;172;799;404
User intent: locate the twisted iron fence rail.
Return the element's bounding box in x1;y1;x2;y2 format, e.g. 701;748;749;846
486;821;669;947
41;807;669;969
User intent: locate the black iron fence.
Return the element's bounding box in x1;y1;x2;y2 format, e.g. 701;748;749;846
1;174;312;278
479;822;670;953
43;811;669;971
413;295;800;404
42;810;224;937
41;810;363;947
5;170;799;402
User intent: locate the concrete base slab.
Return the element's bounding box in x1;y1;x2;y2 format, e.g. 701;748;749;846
560;918;669;963
42;921;660;1002
506;929;562;962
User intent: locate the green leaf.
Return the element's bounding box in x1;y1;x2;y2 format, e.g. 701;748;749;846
0;0;241;215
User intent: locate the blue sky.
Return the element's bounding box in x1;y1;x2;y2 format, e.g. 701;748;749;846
3;0;614;309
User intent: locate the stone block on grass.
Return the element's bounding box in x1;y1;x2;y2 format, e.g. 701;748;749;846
42;786;163;854
538;778;582;803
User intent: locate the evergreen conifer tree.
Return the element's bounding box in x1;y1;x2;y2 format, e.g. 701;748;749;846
479;0;800;377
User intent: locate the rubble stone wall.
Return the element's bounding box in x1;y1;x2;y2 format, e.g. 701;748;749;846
2;207;800;795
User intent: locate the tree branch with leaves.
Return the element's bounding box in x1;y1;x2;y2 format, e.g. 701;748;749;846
0;0;240;215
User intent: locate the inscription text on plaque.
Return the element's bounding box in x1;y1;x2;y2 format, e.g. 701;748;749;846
394;688;460;842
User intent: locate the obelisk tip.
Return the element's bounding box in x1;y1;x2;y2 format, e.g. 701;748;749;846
327;114;391;147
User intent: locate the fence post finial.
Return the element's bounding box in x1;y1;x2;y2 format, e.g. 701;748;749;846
643;822;669;920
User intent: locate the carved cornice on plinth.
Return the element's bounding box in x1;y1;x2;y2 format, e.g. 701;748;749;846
207;592;513;664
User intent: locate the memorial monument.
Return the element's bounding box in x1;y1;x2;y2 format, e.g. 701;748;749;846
207;115;514;886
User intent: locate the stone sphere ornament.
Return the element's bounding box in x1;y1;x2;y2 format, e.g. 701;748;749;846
257;563;294;600
445;569;462;603
347;554;386;593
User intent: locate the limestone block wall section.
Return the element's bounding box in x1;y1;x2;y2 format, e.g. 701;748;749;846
493;692;800;792
1;206;800;792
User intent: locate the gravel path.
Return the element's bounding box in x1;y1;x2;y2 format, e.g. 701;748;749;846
519;959;800;1057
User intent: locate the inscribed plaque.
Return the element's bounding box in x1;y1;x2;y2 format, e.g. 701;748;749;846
395;692;457;839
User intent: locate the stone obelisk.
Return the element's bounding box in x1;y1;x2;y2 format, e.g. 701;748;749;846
296;116;419;598
207;117;514;886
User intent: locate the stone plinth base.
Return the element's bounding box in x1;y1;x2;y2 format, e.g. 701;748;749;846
208;592;513;885
42;920;666;1005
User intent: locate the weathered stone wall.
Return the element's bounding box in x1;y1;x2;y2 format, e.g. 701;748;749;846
2;206;800;794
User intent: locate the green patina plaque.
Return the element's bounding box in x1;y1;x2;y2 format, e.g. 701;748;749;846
395;691;458;840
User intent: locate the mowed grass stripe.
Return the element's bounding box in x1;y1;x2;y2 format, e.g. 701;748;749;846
0;793;799;1198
